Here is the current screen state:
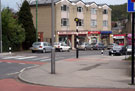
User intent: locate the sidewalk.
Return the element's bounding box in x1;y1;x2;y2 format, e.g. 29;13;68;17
18;55;135;89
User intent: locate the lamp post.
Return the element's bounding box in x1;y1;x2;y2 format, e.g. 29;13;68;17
36;0;38;42
0;0;2;53
51;0;55;74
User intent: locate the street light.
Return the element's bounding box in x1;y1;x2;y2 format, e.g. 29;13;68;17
51;0;55;74
36;0;38;42
0;0;2;53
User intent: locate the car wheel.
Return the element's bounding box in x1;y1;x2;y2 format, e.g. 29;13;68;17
59;48;63;52
84;48;87;51
32;50;35;53
42;49;46;53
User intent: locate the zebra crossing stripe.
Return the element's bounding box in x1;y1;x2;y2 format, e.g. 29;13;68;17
32;57;50;61
2;56;24;59
16;56;37;60
40;58;51;62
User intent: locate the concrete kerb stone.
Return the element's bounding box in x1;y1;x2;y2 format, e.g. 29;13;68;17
18;55;135;88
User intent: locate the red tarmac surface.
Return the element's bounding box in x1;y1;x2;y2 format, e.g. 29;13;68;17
0;79;134;91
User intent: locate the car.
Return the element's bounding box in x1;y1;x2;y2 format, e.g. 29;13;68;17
92;43;106;50
78;42;92;50
107;43;118;50
109;45;126;56
54;42;71;52
31;42;52;53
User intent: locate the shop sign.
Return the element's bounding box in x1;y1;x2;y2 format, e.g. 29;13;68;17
58;31;87;35
113;34;125;39
88;31;100;34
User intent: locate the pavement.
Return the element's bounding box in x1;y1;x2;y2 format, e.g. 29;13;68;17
18;55;135;89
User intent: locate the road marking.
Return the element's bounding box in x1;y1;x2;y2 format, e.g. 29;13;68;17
2;56;24;59
16;56;37;60
40;58;51;62
18;63;26;65
7;72;20;76
32;57;49;61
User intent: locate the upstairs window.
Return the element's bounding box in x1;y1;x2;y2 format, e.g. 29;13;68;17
91;20;97;27
61;5;69;11
103;20;108;27
77;19;84;26
103;9;108;14
77;7;83;12
61;18;69;26
91;8;97;14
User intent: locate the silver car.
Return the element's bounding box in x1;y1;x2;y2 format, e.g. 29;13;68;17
31;42;52;53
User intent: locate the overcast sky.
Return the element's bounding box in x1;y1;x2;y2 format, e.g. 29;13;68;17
1;0;127;11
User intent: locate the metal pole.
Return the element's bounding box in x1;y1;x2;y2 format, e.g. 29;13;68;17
76;26;79;58
131;12;135;85
51;0;55;74
0;0;2;53
36;0;38;42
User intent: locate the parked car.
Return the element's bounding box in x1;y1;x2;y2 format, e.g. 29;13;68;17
109;45;126;56
107;43;118;49
31;42;52;53
126;45;132;54
54;42;71;52
78;42;92;50
92;43;106;50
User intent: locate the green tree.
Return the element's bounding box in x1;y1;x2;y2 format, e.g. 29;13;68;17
2;8;25;52
18;0;36;50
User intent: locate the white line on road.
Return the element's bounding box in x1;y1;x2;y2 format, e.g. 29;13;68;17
16;56;37;60
2;56;24;59
31;57;50;61
7;72;20;76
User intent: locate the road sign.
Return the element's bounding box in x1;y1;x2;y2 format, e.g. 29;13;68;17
128;0;135;12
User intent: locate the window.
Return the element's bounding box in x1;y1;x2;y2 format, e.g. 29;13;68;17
61;18;69;26
91;8;97;14
91;20;97;27
61;5;69;11
103;20;108;27
77;19;84;26
77;7;83;12
103;9;108;14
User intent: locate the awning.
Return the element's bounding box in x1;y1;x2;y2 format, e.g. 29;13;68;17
101;31;112;34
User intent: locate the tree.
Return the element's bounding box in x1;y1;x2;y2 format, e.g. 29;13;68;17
2;8;25;52
18;0;36;50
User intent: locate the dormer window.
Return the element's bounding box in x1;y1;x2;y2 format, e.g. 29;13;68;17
77;7;83;12
103;9;108;14
61;5;69;11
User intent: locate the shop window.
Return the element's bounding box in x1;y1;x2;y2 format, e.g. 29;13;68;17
61;5;69;11
61;18;69;26
77;7;83;12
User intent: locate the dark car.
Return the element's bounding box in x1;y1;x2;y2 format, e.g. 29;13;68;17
109;45;126;56
92;43;106;50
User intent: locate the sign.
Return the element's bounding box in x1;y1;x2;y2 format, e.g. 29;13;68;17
113;34;125;39
88;31;100;34
128;0;135;12
58;31;87;35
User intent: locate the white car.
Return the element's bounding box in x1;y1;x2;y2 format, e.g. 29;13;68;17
54;42;71;52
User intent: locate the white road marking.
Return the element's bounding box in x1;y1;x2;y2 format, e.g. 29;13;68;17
2;56;24;59
7;72;20;76
32;57;50;61
15;56;37;60
40;58;51;62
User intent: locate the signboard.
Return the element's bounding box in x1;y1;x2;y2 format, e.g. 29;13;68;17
88;31;100;34
58;31;87;35
128;0;135;12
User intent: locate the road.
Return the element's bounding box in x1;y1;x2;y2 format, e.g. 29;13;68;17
0;50;133;91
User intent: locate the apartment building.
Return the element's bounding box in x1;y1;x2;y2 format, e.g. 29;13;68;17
30;0;112;49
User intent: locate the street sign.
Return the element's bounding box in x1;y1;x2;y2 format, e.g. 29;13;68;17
128;0;135;12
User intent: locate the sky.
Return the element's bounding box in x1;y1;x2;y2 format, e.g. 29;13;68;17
1;0;127;11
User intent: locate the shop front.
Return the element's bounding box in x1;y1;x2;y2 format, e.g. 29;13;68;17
100;31;112;45
57;31;87;49
113;34;126;46
88;31;100;44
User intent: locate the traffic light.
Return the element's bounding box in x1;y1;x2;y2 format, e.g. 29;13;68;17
74;18;80;26
131;0;135;2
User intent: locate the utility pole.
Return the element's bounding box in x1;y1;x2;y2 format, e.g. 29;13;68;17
0;0;2;53
36;0;38;42
51;0;55;74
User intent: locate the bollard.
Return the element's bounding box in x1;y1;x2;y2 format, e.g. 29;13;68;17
101;50;103;55
9;47;12;54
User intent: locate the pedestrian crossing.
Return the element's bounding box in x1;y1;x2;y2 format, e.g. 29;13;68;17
0;56;64;62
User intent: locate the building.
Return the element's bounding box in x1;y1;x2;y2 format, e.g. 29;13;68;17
30;0;112;49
